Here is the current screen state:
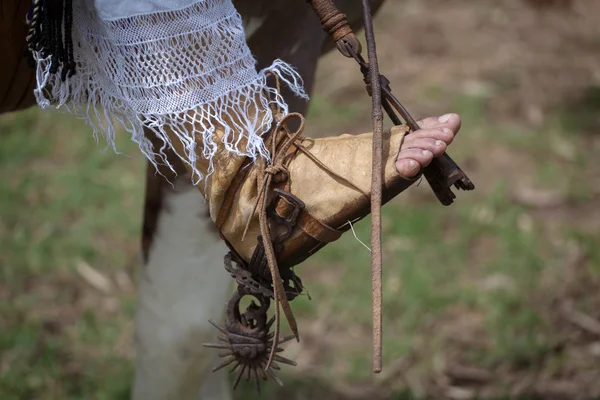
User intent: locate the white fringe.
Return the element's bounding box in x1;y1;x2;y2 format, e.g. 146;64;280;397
31;0;308;184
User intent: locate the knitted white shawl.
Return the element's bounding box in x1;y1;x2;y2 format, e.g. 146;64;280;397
31;0;307;182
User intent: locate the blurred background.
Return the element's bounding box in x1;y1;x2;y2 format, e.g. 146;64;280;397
2;0;600;399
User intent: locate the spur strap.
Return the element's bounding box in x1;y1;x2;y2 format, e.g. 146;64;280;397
272;192;342;243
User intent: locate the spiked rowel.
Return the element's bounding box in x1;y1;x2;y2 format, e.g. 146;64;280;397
203;286;297;391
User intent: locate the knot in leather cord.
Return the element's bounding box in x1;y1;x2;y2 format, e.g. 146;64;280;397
264;164;289;183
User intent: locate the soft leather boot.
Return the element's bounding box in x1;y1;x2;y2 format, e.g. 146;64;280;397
167;103;419;369
167;111;416;271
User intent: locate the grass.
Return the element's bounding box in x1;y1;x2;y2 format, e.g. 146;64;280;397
2;29;600;399
237;90;600;397
1;92;600;399
0;109;143;400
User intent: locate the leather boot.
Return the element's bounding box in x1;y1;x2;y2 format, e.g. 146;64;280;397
168;110;416;269
165;104;418;344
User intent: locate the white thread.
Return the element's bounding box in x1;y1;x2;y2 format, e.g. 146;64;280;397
348;220;372;253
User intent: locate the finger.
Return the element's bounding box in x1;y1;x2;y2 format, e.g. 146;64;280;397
401;137;447;157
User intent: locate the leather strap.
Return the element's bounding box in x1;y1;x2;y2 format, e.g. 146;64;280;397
273;195;341;243
215;120;290;233
274;138;343;244
216;127;343;247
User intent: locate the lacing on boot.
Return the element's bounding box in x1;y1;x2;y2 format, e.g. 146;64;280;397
253;112;305;368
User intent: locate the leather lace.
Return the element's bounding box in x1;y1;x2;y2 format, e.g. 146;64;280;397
252;112;305;369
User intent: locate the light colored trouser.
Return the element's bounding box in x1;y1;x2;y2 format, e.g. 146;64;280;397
132;182;233;400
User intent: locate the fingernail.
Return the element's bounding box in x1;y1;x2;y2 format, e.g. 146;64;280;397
422;150;432;157
435;140;444;147
443;128;452;134
409;160;418;169
438;113;453;123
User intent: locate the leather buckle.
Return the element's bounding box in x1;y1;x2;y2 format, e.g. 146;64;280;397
268;188;305;245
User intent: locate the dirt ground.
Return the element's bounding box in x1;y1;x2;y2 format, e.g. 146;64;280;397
1;0;600;399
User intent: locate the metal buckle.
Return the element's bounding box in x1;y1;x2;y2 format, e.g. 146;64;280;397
267;188;306;246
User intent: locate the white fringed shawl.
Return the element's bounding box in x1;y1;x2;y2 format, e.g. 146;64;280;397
31;0;307;182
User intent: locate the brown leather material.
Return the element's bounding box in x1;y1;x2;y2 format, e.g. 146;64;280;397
270;140;343;244
318;0;386;56
165;109;414;269
272;165;419;270
215;123;296;233
273;197;342;243
307;0;362;57
298;211;342;243
281;130;406;267
0;0;37;114
307;0;353;42
215;156;254;232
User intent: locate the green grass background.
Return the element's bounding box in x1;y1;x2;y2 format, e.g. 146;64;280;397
2;89;599;399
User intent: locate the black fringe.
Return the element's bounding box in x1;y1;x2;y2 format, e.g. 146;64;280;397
25;0;76;81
